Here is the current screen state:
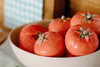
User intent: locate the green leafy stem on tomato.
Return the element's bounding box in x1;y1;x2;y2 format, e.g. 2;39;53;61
81;12;97;24
75;27;92;41
36;32;49;46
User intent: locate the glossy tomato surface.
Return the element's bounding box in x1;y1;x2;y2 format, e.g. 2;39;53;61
34;31;66;57
65;25;99;56
49;17;71;37
19;24;47;53
71;11;100;35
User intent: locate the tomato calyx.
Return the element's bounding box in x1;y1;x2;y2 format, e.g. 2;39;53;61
75;27;92;41
36;32;49;46
60;15;66;22
35;32;43;40
81;12;97;24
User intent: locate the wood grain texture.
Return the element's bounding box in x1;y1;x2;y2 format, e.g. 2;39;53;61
70;0;100;16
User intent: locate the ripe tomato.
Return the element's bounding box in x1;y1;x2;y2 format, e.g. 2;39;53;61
66;51;75;57
18;24;47;53
48;15;71;37
65;25;99;56
34;31;65;57
71;11;100;35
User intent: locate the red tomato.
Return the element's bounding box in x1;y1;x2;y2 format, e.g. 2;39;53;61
34;31;65;57
48;15;71;37
66;51;75;57
18;24;47;53
65;25;99;56
71;11;100;35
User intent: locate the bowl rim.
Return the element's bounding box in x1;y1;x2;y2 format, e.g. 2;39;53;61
8;20;100;59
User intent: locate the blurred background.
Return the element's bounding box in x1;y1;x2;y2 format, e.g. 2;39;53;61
0;0;100;31
0;0;100;66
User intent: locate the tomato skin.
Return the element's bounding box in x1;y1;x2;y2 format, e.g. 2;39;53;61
66;51;75;57
34;31;65;57
18;24;47;53
65;25;99;56
71;11;100;35
48;18;71;37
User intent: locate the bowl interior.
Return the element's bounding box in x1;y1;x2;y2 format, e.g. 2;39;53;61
9;20;100;67
9;20;100;57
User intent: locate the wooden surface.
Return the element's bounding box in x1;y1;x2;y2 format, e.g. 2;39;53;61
54;0;66;18
0;0;11;32
0;0;4;28
70;0;100;16
43;0;55;19
43;0;66;19
0;0;9;44
0;31;8;45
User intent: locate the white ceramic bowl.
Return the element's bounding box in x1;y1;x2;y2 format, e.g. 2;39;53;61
8;20;100;67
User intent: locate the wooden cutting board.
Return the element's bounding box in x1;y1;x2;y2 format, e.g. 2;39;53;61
0;31;8;45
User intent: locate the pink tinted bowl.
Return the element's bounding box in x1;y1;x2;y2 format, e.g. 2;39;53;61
8;20;100;67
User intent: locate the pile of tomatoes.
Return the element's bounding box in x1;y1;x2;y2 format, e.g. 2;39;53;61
18;11;100;57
